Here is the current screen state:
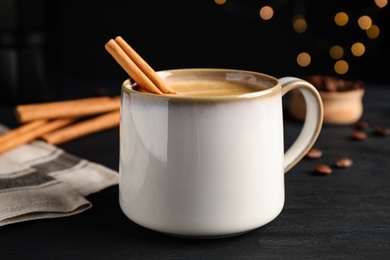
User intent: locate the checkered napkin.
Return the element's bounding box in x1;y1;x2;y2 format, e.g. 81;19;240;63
0;124;119;227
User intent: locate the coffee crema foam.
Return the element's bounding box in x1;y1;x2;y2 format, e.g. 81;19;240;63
165;79;264;97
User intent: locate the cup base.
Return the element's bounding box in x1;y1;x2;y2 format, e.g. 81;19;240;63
159;230;252;239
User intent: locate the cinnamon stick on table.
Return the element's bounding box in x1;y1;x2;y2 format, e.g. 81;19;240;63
0;96;122;154
0;118;77;154
16;96;120;123
0;119;47;144
42;110;120;145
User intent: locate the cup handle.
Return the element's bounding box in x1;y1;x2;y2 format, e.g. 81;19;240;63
279;77;324;173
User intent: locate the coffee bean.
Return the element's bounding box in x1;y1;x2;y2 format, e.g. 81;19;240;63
354;120;369;130
314;164;332;175
351;130;367;141
335;157;353;168
306;148;322;159
373;126;390;137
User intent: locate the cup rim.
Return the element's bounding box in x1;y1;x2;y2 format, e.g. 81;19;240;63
121;68;281;101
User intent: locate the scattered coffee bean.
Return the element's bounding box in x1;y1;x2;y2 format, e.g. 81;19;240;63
334;157;353;168
314;164;332;175
306;148;323;159
373;126;390;137
351;130;367;141
354;120;369;130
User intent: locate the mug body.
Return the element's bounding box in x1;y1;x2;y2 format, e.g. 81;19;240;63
119;69;285;237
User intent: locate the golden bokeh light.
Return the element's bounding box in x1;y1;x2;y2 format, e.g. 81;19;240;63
297;52;311;67
351;42;365;57
375;0;388;8
334;12;349;26
259;6;274;20
211;1;386;75
334;60;349;74
214;0;227;5
366;25;380;39
330;45;344;59
358;15;372;30
293;15;307;33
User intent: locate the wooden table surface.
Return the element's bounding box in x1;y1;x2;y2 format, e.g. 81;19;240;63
0;82;389;259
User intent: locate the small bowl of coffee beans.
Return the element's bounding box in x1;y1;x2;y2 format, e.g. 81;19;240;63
288;75;365;125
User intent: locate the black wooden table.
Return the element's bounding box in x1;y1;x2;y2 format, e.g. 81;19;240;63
0;81;389;259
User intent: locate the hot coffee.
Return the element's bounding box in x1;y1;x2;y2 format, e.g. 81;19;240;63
130;70;275;98
165;78;263;97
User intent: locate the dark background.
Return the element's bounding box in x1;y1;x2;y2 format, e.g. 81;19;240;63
1;0;389;103
56;0;390;83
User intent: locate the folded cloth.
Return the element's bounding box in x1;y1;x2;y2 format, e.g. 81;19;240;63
0;124;119;227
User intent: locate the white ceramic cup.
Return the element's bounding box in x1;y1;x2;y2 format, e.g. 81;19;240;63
119;69;323;238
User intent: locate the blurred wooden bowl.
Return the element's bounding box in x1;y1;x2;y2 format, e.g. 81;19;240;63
288;88;364;125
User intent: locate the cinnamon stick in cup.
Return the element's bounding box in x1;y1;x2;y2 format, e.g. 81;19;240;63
114;36;175;94
105;36;175;95
105;39;162;95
